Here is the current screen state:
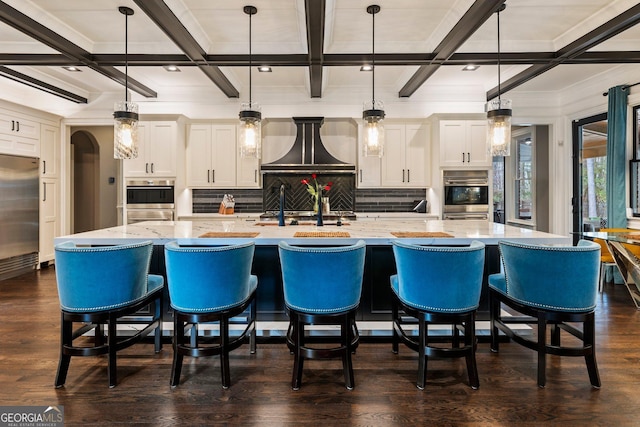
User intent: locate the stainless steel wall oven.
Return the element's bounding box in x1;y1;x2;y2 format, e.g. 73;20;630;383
126;179;175;224
442;170;489;220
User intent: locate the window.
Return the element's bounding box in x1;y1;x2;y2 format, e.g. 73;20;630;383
505;127;535;225
632;106;640;216
515;133;533;220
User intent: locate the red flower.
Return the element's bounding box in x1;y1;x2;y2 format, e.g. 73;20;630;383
301;179;309;185
312;173;317;180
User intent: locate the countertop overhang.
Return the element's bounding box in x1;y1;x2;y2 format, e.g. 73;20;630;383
55;219;571;247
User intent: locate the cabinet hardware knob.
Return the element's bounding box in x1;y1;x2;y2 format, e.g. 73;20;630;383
16;121;19;132
145;163;149;174
407;169;410;182
212;170;215;182
462;152;465;163
207;170;210;183
151;163;154;173
11;120;14;131
43;182;46;202
467;152;470;163
43;160;46;174
254;169;257;183
359;169;362;183
402;169;405;182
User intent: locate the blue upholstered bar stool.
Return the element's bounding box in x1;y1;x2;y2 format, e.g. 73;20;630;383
278;240;366;390
54;241;164;388
390;240;485;390
164;241;257;389
488;239;601;388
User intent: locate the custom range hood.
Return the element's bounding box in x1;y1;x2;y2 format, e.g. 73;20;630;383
260;117;355;173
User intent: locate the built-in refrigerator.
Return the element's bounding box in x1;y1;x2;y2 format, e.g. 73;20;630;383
0;153;39;280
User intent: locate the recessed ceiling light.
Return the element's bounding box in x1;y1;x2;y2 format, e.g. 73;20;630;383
63;66;82;72
462;65;479;71
258;66;272;72
360;65;373;71
163;65;181;72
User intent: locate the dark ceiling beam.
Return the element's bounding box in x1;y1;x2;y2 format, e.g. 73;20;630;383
305;0;326;98
4;50;640;68
133;0;239;98
399;0;505;97
486;2;640;100
0;1;157;98
0;66;87;103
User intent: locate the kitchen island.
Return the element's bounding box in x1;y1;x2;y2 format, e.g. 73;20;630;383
55;220;570;332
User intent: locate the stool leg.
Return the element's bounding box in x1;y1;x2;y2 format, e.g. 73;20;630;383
342;313;355;390
583;313;601;388
108;314;118;388
464;314;479;390
170;314;184;388
490;293;500;353
391;297;399;354
250;298;257;354
55;312;72;388
220;316;231;389
537;315;547;388
417;316;427;390
291;314;304;390
154;296;162;353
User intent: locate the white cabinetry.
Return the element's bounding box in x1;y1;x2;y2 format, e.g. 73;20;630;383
439;120;490;168
0;108;41;157
123;121;177;177
39;124;59;263
380;122;430;187
187;123;260;188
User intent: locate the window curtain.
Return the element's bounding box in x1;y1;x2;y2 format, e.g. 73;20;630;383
606;85;628;229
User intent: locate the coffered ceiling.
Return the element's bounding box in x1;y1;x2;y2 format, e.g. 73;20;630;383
0;0;638;117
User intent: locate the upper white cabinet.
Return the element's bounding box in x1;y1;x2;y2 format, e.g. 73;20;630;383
187;123;260;188
0;108;41;158
123;121;177;177
439;120;490;168
380;122;430;187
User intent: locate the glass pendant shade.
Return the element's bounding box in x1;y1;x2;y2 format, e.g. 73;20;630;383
114;101;139;159
239;102;262;159
486;98;512;157
362;101;385;157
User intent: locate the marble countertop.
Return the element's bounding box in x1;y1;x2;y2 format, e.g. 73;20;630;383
55;219;571;246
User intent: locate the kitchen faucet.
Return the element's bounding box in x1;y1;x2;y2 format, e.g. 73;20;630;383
278;184;285;226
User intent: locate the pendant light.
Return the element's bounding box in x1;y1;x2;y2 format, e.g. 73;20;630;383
362;5;385;158
486;4;511;157
114;6;139;160
239;5;262;159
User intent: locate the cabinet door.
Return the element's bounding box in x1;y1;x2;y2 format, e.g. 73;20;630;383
381;125;406;187
147;122;177;176
210;125;237;187
466;121;490;167
237;153;260;187
187;124;213;187
123;123;150;177
40;124;59;177
405;123;429;187
439;121;467;167
40;178;58;263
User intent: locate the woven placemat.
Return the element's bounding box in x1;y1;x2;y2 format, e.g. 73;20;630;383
199;232;260;238
391;231;454;238
294;231;351;238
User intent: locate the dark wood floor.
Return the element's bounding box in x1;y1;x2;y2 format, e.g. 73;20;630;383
2;267;640;426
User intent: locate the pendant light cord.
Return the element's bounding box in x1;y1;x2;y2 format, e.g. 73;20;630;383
249;11;252;108
125;12;129;103
372;10;375;109
497;8;501;103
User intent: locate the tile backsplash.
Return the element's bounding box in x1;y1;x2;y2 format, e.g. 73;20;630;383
192;187;426;213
